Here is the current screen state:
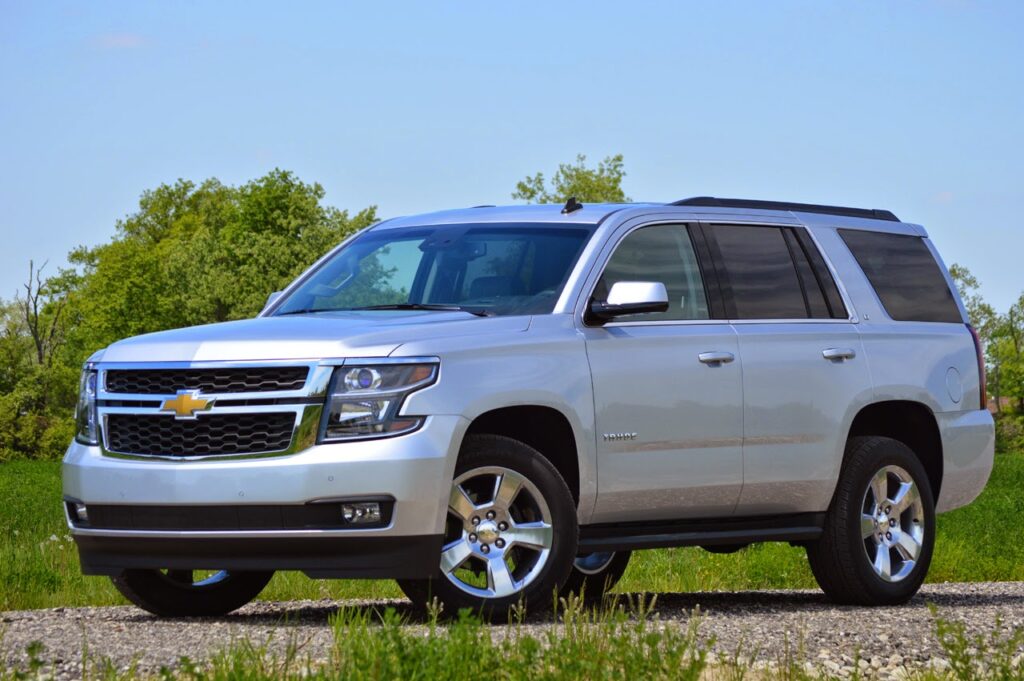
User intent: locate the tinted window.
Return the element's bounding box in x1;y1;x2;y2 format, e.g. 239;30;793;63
839;229;961;323
275;225;593;317
793;228;847;318
594;224;709;321
710;225;808;319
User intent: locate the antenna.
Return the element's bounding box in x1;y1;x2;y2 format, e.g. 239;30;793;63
561;197;583;214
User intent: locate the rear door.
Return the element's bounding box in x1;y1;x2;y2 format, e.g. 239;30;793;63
702;222;873;515
581;220;744;523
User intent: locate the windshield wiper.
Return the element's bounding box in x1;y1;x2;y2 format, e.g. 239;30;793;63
274;308;344;316
348;303;493;317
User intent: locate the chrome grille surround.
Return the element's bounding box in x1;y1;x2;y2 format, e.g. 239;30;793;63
96;361;333;462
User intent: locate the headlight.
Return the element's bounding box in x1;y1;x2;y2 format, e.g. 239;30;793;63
75;364;99;445
320;362;438;442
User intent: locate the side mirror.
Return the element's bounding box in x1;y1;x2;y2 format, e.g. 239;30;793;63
262;291;284;314
588;281;669;324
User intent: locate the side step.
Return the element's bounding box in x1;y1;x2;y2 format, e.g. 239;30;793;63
578;513;825;552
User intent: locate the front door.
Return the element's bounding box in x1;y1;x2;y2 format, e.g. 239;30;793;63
582;222;744;523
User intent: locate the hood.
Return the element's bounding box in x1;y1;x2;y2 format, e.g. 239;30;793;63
97;311;531;363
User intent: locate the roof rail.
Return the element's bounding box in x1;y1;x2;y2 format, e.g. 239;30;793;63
669;196;900;222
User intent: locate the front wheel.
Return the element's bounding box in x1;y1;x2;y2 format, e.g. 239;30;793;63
112;569;273;617
397;434;578;621
807;436;935;605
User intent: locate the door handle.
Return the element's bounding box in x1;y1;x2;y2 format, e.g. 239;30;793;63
822;347;856;361
698;351;735;366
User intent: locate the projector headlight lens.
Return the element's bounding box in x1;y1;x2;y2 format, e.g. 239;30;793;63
321;362;437;442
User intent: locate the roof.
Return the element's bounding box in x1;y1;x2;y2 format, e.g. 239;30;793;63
371;200;922;236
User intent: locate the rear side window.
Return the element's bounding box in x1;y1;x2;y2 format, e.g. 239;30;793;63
708;224;844;320
838;229;961;323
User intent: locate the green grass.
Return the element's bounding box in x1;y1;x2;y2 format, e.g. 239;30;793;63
2;451;1023;611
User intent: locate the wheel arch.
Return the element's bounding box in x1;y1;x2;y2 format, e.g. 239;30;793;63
463;405;582;508
845;400;944;503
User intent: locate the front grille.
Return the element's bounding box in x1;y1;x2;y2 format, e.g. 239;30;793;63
105;367;309;395
106;413;296;457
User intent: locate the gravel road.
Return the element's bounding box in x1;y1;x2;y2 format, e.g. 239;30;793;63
3;582;1023;679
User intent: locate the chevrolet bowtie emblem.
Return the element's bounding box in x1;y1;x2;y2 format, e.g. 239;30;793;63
161;390;214;419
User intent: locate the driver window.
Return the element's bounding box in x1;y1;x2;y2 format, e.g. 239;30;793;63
595;224;710;322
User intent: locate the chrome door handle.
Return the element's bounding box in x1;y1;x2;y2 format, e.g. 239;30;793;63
822;347;856;361
698;351;735;366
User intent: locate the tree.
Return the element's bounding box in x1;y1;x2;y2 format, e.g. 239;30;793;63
949;264;997;339
512;154;630;204
990;295;1024;413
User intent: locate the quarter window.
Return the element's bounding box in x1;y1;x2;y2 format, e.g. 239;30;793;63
839;229;961;323
594;224;710;322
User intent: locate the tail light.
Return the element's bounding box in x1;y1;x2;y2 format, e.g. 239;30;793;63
967;325;987;410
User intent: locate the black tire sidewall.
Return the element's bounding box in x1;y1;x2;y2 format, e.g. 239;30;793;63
560;550;632;601
814;436;936;605
112;570;273;617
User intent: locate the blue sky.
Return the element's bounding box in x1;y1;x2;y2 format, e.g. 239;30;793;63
1;1;1022;310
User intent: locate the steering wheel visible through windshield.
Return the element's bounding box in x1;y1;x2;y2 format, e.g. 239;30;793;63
273;224;595;317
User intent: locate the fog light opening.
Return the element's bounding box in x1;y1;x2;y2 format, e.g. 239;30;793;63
341;502;382;525
73;503;89;523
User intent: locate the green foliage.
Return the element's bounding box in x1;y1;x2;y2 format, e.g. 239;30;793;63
995;414;1024;454
512;153;629;204
949;264;1024;413
0;170;376;460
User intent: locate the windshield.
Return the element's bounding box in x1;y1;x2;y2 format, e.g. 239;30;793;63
273;223;595;317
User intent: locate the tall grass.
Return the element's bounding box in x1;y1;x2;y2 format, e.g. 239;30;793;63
2;450;1022;611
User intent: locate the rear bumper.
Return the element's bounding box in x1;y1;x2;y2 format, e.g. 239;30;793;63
936;408;995;513
75;533;444;578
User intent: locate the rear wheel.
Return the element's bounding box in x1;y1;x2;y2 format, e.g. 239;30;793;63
397;434;578;620
560;550;631;601
807;436;935;605
112;569;273;617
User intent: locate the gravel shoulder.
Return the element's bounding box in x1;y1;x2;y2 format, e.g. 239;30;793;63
3;582;1024;678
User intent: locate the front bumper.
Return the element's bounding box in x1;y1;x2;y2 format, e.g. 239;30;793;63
64;414;467;577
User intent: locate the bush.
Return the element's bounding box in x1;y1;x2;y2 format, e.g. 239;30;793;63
995;413;1024;453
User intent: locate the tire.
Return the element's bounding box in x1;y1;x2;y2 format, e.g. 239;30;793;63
111;569;273;617
560;550;631;601
807;436;935;606
397;434;578;621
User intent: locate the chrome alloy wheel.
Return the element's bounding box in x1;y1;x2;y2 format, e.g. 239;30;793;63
861;465;926;583
441;466;554;599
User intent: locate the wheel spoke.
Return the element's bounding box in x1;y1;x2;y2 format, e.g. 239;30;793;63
509;521;553;551
492;471;524;510
873;546;892;580
892;481;919;514
486;556;517;597
440;539;472;574
861;514;877;540
448;484;477;521
870;470;888;509
895;532;921;561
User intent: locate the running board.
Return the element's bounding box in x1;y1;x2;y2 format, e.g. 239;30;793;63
578;513;825;552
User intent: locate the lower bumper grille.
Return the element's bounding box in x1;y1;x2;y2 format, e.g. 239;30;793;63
105;412;296;457
68;502;393;531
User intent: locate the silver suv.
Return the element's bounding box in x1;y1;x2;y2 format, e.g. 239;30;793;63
64;197;995;618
